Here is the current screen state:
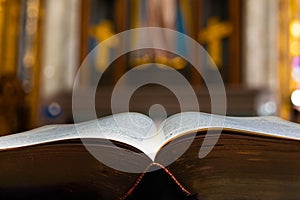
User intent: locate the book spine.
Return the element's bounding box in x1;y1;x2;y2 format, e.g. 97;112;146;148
120;162;192;200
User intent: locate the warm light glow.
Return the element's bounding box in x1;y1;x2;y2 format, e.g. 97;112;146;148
291;89;300;106
290;41;300;55
290;20;300;38
292;67;300;81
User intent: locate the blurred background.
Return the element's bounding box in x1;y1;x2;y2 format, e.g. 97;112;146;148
0;0;299;135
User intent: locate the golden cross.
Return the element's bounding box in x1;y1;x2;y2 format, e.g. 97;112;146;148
90;20;118;71
198;17;232;68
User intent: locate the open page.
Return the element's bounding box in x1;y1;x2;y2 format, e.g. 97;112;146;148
222;115;300;140
158;112;221;141
2;112;299;161
158;112;300;148
75;112;164;158
0;113;164;157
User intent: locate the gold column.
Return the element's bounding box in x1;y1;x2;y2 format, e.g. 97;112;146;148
278;0;291;119
278;0;300;121
279;0;300;122
0;0;43;132
0;0;23;135
0;0;21;76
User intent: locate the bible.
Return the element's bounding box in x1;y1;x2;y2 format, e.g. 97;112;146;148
1;112;300;199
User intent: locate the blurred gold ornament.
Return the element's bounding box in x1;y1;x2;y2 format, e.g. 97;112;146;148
290;41;300;55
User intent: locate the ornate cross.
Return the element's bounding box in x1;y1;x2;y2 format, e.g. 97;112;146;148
198;17;232;68
90;20;118;71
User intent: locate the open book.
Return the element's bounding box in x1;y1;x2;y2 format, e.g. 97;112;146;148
1;112;300;199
